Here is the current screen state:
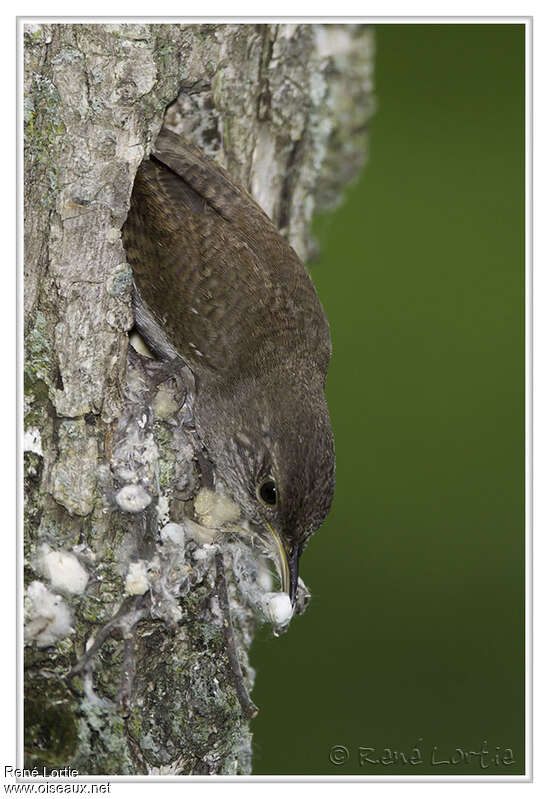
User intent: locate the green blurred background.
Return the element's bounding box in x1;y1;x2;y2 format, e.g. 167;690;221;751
251;23;525;776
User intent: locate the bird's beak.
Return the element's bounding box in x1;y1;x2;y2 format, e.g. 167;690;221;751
266;523;299;606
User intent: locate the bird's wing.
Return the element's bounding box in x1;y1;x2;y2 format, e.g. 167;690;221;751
122;132;331;379
152;129;273;230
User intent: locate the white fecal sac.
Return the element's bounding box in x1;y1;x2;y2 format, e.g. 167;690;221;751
194;488;240;528
262;592;294;627
24;581;73;648
124;561;150;596
37;545;89;595
160;522;185;547
115;484;152;513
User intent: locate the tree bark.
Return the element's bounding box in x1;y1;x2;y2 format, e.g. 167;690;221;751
23;22;374;775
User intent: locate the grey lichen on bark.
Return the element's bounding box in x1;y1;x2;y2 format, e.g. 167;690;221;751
23;22;374;775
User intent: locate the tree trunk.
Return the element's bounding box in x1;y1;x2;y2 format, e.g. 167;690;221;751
23;22;374;775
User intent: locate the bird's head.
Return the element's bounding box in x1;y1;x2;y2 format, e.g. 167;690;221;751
195;366;335;605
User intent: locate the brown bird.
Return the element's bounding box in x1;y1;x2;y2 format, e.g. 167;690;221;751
122;129;335;605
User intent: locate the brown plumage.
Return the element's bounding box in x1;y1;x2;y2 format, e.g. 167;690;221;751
122;129;335;604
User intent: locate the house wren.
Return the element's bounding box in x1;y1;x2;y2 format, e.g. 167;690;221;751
122;129;335;605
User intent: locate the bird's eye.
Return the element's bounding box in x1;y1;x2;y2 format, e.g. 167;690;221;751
257;478;277;507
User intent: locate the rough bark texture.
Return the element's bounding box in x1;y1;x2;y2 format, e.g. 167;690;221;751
23;22;374;776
